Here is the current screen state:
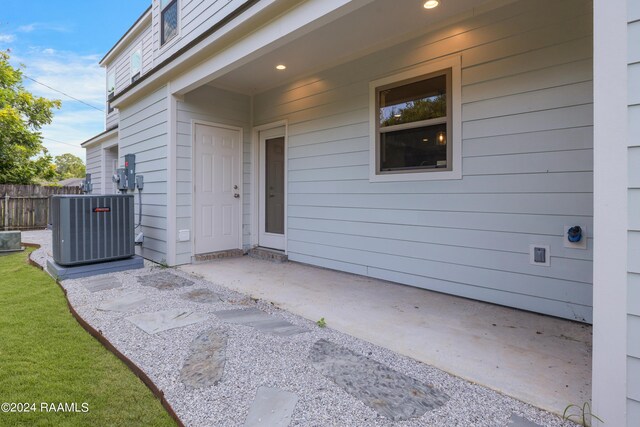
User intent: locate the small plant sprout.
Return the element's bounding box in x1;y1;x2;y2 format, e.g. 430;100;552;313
562;402;603;427
316;317;326;328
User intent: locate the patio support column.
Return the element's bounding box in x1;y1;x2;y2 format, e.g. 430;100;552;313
592;0;628;425
166;83;178;266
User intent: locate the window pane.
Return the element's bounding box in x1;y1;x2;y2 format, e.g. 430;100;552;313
160;0;172;8
265;137;285;235
130;50;142;75
380;124;447;171
107;72;115;93
379;74;446;127
162;0;178;44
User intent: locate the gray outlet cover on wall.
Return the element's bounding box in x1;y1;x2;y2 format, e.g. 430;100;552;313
529;244;550;266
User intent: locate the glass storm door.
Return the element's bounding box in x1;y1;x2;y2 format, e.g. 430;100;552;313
259;127;286;250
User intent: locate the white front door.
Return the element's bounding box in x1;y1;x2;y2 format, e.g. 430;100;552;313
259;126;286;250
194;123;242;254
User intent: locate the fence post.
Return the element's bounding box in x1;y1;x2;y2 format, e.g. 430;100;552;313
3;193;9;230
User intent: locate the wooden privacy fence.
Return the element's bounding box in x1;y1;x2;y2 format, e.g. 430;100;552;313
0;184;83;231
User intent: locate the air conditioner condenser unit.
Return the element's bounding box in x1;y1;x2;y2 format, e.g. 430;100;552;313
51;194;135;266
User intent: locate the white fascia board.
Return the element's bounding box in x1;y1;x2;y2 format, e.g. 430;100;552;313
81;127;119;148
100;10;152;67
169;0;375;95
111;0;374;107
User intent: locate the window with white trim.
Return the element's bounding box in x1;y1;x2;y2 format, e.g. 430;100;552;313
161;0;178;45
106;71;115;114
130;48;142;83
369;57;461;181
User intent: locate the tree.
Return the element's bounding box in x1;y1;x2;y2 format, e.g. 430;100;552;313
55;153;86;180
0;50;61;184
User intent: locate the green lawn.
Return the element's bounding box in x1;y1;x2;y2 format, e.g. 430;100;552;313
0;249;176;426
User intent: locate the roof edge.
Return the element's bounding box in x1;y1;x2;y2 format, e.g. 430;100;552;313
81;126;119;148
100;6;152;66
110;0;260;104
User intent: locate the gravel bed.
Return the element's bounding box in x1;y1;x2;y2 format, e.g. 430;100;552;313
23;231;576;427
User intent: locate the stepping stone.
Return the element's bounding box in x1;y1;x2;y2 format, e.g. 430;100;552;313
509;414;544;427
180;328;227;388
213;308;307;336
97;292;147;312
181;288;222;304
137;272;194;290
127;309;207;334
309;339;448;421
84;276;122;292
244;386;298;427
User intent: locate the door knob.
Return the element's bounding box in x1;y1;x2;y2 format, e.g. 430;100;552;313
234;193;240;198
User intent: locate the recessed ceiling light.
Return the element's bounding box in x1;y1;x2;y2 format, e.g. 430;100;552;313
276;64;286;70
424;0;439;9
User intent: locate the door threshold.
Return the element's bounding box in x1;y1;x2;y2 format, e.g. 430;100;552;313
193;249;244;263
248;247;288;263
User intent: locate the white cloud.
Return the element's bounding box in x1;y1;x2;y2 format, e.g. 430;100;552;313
17;23;71;33
0;33;16;43
11;47;106;159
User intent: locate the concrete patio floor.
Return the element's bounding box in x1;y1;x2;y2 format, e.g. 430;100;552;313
180;255;592;416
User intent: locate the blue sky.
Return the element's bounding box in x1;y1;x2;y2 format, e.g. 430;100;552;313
0;0;150;159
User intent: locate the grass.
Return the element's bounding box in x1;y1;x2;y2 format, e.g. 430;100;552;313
0;249;176;426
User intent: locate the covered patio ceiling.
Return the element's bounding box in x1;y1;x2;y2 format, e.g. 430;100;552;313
208;0;513;95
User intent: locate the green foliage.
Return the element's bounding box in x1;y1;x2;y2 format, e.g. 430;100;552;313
316;317;327;328
0;249;175;426
380;95;446;127
563;402;603;427
55;153;86;180
0;50;61;184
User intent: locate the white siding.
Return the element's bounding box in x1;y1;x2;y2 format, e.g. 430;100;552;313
85;144;102;195
151;0;248;65
627;4;640;423
104;22;153;130
253;0;593;322
175;85;252;264
104;145;119;194
118;85;168;263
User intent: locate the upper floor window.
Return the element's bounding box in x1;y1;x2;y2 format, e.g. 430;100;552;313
161;0;178;45
107;71;115;114
369;56;461;182
130;48;142;83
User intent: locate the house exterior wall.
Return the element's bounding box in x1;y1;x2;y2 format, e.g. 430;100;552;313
628;0;640;422
85;144;103;195
175;85;252;264
253;0;594;322
118;85;168;263
104;145;119;194
105;19;153;130
151;0;253;65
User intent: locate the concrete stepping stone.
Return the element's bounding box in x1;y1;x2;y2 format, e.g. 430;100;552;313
244;386;298;427
97;292;147;312
180;328;227;388
83;276;122;292
509;414;544;427
181;288;222;304
137;271;194;290
213;308;307;336
309;339;448;421
127;309;207;334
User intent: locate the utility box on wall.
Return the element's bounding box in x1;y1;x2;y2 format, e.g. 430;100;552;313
51;195;135;266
